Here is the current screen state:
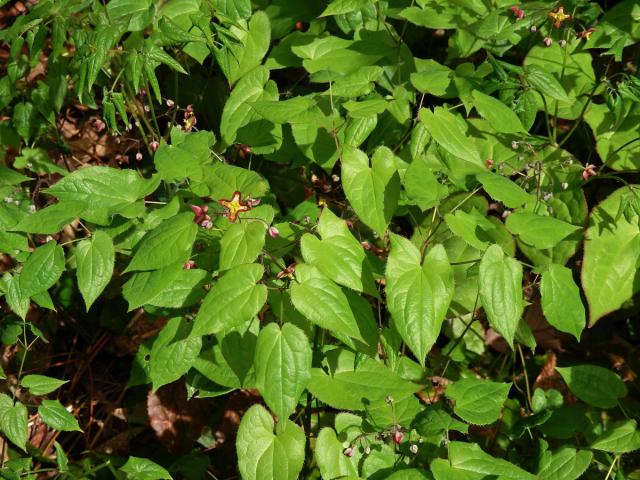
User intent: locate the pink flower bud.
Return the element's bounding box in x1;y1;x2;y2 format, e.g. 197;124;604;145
93;118;106;132
510;6;525;19
543;37;553;47
486;158;494;168
559;39;567;47
183;260;197;270
268;226;280;238
247;198;261;207
582;164;596;181
149;140;159;152
135;152;143;161
392;431;404;444
331;174;340;182
201;219;213;229
530;25;537;32
343;446;354;457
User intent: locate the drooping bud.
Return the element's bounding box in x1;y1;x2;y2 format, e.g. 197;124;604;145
543;37;553;47
582;164;597;181
149;140;159;152
136;152;143;161
183;260;197;270
510;6;525;20
410;444;419;454
392;431;404;445
268;226;280;238
93;118;106;132
343;446;355;457
201;219;213;229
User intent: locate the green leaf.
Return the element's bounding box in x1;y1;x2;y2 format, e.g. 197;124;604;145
121;457;171;480
447;442;537;479
55;441;69;473
585;103;640;171
154;131;214;183
556;365;627;409
201;162;269;199
76;231;115;310
307;351;421;412
220;66;270;146
20;241;65;297
315;427;359;478
300;208;375;293
419;107;482;167
6;276;29;320
147;268;208;309
254;323;312;421
537;447;593;480
506;212;580;249
388;469;430;480
540;264;585;340
413;405;468;436
479;244;523;347
291;35;387;78
123;263;183;311
192;263;267;336
146;45;187;74
476;172;535;208
320;0;368;17
445;378;511;425
411;60;452;96
13;101;37;142
444;210;495;251
582;187;640;325
227;11;271;85
386;234;453;366
150;317;202;390
471;90;525;134
404;156;448;211
236;404;305;480
341;146;400;236
591;420;640;453
212;0;251;21
10;201;85;234
219;221;266;271
0;165;31;187
290;264;368;342
0;393;28;450
46;166;158;211
20;374;67;395
524;64;571;102
343;98;388;118
14;148;68;176
125;213;197;272
38;399;82;432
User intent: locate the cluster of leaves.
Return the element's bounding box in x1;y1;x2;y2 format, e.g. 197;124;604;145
1;0;640;478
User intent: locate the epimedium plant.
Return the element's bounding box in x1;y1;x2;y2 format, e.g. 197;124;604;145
0;0;640;478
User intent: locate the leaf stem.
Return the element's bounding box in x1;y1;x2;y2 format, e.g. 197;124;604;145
517;344;532;411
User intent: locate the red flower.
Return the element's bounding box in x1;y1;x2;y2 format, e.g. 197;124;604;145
218;191;252;223
510;6;525;19
582;164;596;181
548;6;571;28
190;204;209;224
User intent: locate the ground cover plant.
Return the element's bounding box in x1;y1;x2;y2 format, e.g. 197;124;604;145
0;0;640;478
